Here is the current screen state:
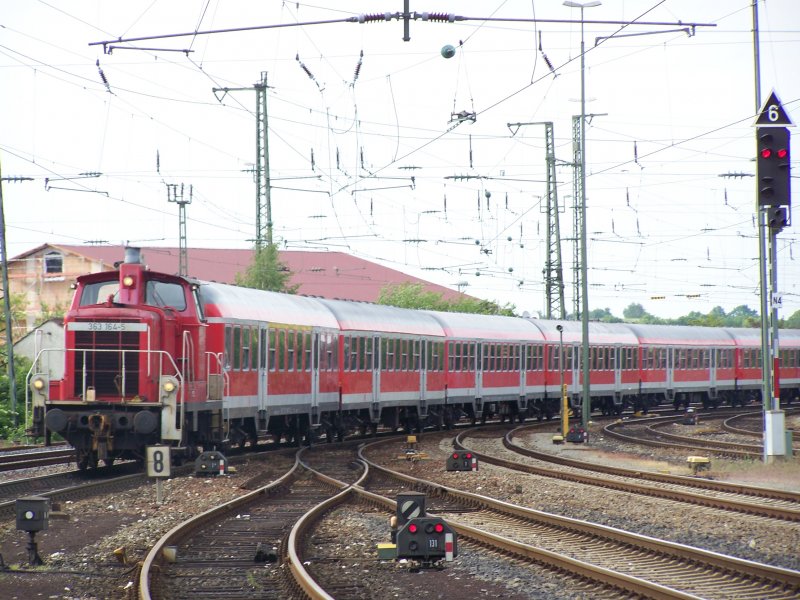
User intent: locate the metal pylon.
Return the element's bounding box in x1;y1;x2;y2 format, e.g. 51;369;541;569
255;72;272;248
571;115;583;321
213;72;272;249
543;122;566;320
167;183;192;276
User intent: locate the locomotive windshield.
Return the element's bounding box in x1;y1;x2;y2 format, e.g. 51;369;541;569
79;278;187;310
79;280;119;306
145;280;187;310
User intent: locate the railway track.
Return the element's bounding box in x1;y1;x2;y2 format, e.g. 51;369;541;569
139;440;632;599
0;463;156;519
0;447;75;472
603;413;768;458
139;444;367;599
134;428;800;599
357;436;800;600
723;409;800;441
453;425;800;522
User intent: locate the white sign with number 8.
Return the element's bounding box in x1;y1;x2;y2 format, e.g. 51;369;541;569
146;445;172;478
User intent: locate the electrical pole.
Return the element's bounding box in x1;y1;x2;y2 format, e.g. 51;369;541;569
213;71;272;249
543;122;566;320
571;115;583;322
167;183;192;276
753;9;792;460
507;121;565;320
0;166;31;429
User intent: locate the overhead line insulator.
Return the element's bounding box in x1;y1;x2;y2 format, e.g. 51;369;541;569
357;13;394;23
418;12;458;23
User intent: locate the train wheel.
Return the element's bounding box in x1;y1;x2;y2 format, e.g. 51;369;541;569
77;454;88;471
77;450;98;471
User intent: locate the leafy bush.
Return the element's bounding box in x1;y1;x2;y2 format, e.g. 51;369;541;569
0;355;32;442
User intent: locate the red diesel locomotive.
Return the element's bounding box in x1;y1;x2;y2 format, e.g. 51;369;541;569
26;248;800;469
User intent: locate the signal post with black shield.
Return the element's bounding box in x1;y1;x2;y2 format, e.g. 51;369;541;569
755;91;792;461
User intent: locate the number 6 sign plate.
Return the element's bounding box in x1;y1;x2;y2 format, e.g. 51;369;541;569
146;445;172;478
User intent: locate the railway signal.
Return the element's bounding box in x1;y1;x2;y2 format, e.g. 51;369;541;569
446;451;479;471
395;517;457;564
195;450;228;476
766;206;788;232
16;496;50;565
757;126;791;207
396;491;427;526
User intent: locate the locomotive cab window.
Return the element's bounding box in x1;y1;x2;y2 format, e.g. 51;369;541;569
145;280;187;311
80;280;120;306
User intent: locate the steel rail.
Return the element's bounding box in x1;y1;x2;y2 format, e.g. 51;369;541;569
137;455;302;600
494;423;800;503
357;439;800;598
451;430;800;521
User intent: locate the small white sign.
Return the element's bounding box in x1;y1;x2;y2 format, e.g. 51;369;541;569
68;321;148;332
146;445;171;478
772;294;783;307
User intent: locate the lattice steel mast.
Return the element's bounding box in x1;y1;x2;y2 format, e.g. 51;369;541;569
213;71;272;249
542;122;566;319
167;183;192;276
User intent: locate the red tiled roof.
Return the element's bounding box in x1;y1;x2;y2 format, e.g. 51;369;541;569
17;244;468;304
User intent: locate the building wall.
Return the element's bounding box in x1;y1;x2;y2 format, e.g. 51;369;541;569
13;320;65;379
9;248;110;333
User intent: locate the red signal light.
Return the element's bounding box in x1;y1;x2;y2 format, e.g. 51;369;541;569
452;452;459;459
761;148;772;159
777;148;788;159
465;453;472;459
434;522;444;533
408;523;418;534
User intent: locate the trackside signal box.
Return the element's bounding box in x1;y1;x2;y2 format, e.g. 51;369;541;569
396;517;458;563
195;451;228;476
446;451;479;471
16;496;50;532
566;425;588;443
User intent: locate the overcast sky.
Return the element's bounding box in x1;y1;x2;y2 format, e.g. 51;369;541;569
1;1;798;319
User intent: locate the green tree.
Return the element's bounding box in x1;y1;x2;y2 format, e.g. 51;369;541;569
0;355;31;441
0;292;27;341
623;303;646;320
378;282;516;316
235;244;298;293
588;307;622;323
37;301;67;327
782;309;800;329
726;305;759;327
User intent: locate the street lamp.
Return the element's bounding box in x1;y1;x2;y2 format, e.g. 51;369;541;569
564;0;600;432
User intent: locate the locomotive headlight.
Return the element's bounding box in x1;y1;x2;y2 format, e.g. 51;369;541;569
29;374;49;405
122;275;135;287
161;376;180;396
